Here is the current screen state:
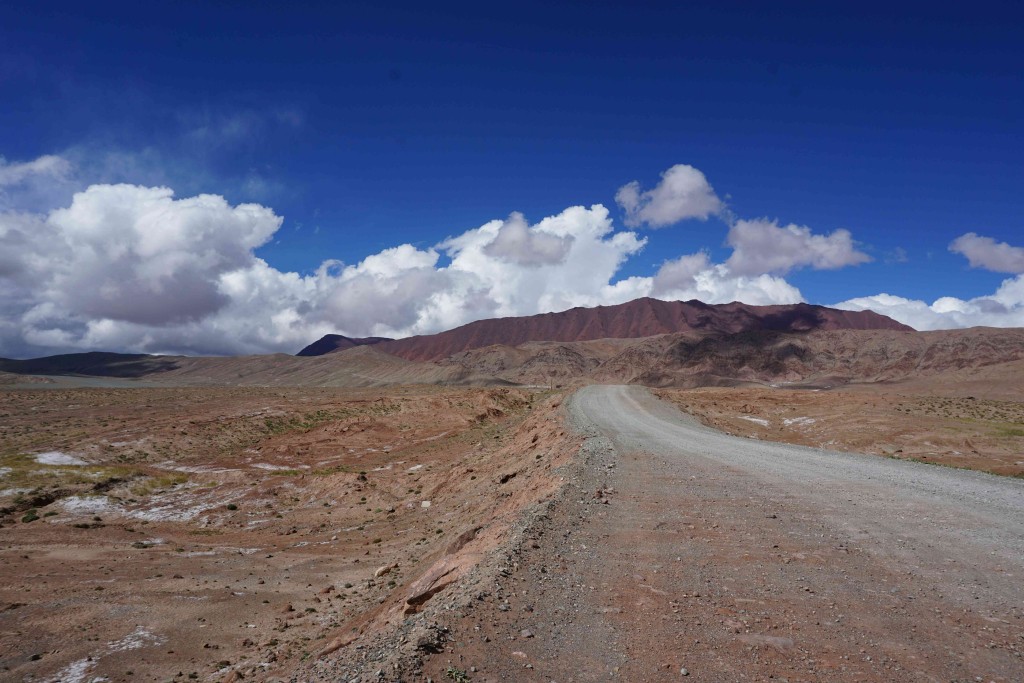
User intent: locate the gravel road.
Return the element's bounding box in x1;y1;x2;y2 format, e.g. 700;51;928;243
414;384;1024;681
560;384;1024;681
571;384;1024;580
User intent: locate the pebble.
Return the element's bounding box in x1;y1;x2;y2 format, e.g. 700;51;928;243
680;667;689;676
520;629;534;638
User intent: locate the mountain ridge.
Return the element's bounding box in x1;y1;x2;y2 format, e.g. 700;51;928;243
296;334;392;357
304;297;913;362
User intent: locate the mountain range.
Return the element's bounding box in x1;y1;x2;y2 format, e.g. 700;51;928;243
3;297;1022;392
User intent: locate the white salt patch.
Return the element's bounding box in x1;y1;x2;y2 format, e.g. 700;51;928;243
65;487;244;523
48;627;161;683
155;461;235;473
783;417;816;427
62;495;118;515
0;467;11;478
372;465;392;471
251;463;308;471
421;431;450;442
1;487;31;496
48;657;92;683
107;626;161;653
407;464;424;471
739;416;770;427
35;451;87;465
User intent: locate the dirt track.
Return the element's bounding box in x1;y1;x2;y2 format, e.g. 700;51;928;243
420;385;1024;681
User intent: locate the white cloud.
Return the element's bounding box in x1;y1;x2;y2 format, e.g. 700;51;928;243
481;212;574;266
949;232;1024;274
836;236;1024;330
0;154;76;212
0;155;71;187
651;252;711;293
43;184;282;325
0;179;655;356
651;257;803;306
7;154;1016;359
725;218;871;276
616;164;723;228
835;275;1024;331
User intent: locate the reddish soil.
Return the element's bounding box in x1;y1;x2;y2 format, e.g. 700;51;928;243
0;385;574;682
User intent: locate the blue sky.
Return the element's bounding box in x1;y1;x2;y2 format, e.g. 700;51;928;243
1;1;1022;356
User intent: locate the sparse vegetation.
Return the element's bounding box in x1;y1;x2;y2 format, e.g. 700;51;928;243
445;666;470;682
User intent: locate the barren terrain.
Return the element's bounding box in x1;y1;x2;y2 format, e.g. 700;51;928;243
3;363;1024;681
0;385;574;681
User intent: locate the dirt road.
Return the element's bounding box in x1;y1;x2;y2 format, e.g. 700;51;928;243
423;385;1024;681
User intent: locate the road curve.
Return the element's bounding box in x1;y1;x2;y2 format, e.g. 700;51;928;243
571;384;1024;565
560;385;1024;681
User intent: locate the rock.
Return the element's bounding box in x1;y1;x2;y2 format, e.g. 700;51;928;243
315;632;359;658
445;526;481;554
374;563;398;578
320;585;334;594
404;562;459;614
421;500;431;508
280;604;294;613
736;634;794;650
680;667;689;676
520;629;534;638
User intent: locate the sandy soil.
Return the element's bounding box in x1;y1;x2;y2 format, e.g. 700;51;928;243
654;385;1024;477
0;385;572;682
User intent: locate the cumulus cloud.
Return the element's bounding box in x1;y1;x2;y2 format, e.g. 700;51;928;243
725;218;871;276
651;252;712;293
481;212;574;266
949;232;1024;274
836;233;1024;330
616;164;723;228
835;275;1024;331
651;256;803;306
0;174;656;356
45;185;281;325
11;153;1015;358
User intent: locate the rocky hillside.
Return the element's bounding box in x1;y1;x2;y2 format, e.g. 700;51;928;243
304;298;913;362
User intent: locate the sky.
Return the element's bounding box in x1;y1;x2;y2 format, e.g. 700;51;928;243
1;1;1022;358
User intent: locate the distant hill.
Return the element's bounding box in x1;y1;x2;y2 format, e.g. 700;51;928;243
9;299;1023;395
296;334;392;357
0;351;179;378
311;297;913;362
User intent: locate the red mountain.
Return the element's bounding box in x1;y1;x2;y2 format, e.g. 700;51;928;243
305;298;913;362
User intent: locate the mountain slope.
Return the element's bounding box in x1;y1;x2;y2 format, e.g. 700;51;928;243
444;327;1024;389
296;334;392;357
358;298;912;362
